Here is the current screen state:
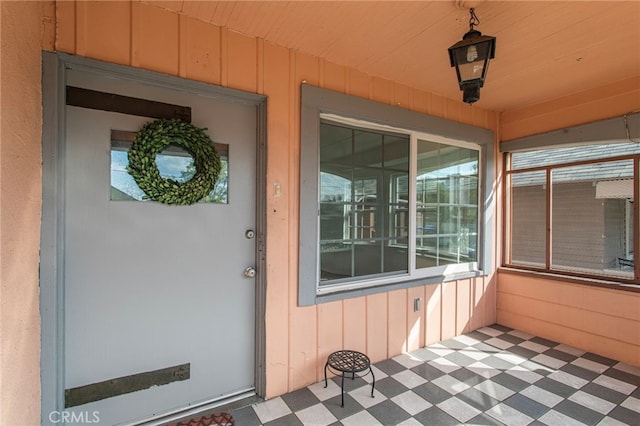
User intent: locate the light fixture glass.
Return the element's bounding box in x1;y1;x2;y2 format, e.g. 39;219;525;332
448;8;496;104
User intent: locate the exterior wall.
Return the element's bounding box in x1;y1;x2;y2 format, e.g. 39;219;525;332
501;76;640;142
4;0;499;415
4;2;636;424
0;2;45;425
497;270;640;366
500;76;640;368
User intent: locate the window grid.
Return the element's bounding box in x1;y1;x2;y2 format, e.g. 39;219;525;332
504;152;640;284
319;123;411;282
319;121;481;286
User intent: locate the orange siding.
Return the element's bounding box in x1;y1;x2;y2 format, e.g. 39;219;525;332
289;51;319;391
456;278;472;335
497;270;640;366
3;2;636;424
131;3;179;75
406;286;426;352
366;293;389;363
501;76;640;141
179;15;221;84
388;289;408;355
262;40;291;398
76;1;131;65
347;68;372;100
321;60;347;93
497;77;640;367
470;277;485;331
343;297;367;353
441;281;458;340
424;283;442;345
317;301;343;379
55;0;76;53
50;0;499;400
226;30;257;93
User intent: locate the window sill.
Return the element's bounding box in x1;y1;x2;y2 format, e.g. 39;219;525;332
308;270;487;305
498;266;640;293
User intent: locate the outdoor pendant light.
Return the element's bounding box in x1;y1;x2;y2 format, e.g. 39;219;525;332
448;8;496;104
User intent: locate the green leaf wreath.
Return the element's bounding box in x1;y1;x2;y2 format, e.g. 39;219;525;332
127;118;221;205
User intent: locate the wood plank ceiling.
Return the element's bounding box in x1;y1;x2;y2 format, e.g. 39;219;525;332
145;1;640;113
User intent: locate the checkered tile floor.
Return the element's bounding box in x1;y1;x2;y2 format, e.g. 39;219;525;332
231;325;640;425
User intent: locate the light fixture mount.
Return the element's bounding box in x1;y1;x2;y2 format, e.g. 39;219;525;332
448;8;496;104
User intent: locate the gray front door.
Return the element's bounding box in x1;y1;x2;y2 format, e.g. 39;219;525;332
61;68;257;425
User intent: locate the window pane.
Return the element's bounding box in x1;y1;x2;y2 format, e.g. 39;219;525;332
509;171;546;267
354;130;382;166
110;137;229;204
416;139;479;268
319;121;409;284
551;160;634;278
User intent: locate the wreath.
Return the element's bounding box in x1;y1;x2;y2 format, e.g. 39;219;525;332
127;118;221;205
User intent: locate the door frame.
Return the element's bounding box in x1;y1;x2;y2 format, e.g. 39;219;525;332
40;52;267;425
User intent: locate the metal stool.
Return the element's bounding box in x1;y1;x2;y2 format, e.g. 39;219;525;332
324;350;375;407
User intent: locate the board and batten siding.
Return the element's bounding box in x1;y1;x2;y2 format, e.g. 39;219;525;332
3;4;638;425
500;70;640;368
51;1;499;399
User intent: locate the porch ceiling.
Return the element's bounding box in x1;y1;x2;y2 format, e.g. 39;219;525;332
145;1;640;113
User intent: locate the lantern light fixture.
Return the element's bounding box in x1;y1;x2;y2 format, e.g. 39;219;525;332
448;8;496;104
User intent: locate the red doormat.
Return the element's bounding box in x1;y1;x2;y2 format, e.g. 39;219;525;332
168;412;234;426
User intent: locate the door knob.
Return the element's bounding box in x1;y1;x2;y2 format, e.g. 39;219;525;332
245;229;255;239
244;266;256;278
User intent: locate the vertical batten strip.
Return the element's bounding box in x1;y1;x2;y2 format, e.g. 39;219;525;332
42;1;56;51
388;290;407;355
256;38;264;95
288;52;319;390
130;1;140;69
178;14;187;79
75;1;86;57
220;26;228;87
128;1;133;66
262;41;291;399
75;1;131;65
55;0;76;54
441;281;457;340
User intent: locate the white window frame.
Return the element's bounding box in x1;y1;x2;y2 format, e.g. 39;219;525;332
299;85;495;305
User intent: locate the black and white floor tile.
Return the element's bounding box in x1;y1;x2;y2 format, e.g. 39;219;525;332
231;325;640;425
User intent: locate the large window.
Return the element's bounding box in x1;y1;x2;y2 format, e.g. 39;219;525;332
503;120;640;285
319;122;410;282
416;140;479;269
299;85;494;305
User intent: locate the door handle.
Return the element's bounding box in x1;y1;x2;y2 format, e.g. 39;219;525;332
244;266;256;278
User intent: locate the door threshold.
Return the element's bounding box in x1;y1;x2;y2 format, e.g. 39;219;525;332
128;390;260;426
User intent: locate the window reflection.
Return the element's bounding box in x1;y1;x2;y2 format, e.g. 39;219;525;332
319;122;409;282
509;146;638;279
110;130;229;204
416;140;479;268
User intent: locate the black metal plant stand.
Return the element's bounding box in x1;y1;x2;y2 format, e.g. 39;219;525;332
324;350;375;407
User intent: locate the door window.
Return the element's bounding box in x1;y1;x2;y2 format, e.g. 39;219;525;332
110;130;229;203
